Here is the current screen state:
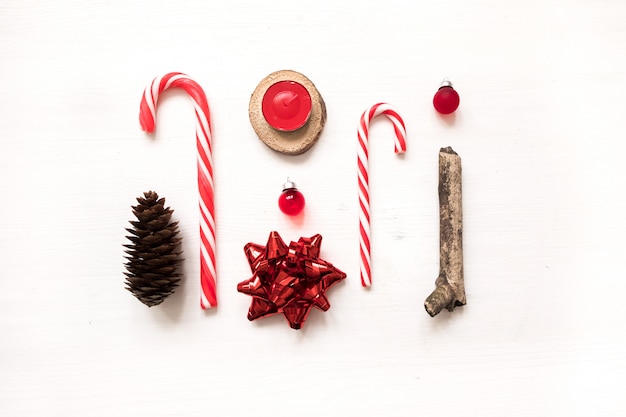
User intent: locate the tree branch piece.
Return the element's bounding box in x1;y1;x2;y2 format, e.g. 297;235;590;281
425;147;466;317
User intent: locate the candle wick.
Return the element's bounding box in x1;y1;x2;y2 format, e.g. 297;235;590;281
284;94;298;106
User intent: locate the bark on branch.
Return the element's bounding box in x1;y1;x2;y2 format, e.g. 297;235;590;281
424;147;466;317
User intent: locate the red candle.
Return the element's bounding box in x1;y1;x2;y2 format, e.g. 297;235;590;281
262;81;312;131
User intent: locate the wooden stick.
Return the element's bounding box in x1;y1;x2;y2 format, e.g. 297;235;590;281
425;147;466;317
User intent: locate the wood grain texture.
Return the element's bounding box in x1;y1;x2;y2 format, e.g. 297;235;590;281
425;147;466;316
1;1;626;416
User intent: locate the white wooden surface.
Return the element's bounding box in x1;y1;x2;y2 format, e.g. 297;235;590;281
1;1;625;415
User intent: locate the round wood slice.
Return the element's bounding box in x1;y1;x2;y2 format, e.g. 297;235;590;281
249;70;326;155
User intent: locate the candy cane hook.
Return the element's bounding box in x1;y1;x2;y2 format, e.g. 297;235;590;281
357;103;407;287
139;72;217;309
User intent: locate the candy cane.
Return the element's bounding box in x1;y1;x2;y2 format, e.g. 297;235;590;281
357;103;407;287
139;72;217;309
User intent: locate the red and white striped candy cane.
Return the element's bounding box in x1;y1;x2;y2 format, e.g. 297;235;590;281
357;103;407;287
139;72;217;309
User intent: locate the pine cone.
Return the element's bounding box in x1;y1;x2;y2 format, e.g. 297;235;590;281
124;191;183;307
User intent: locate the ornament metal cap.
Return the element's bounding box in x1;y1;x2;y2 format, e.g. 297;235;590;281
439;78;454;89
282;178;297;191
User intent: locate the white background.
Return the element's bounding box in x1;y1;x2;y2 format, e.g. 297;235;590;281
1;1;625;416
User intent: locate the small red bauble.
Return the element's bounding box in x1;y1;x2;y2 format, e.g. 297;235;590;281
278;178;305;216
433;79;460;114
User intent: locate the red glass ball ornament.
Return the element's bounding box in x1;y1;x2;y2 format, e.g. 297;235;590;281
433;79;460;114
278;179;305;216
